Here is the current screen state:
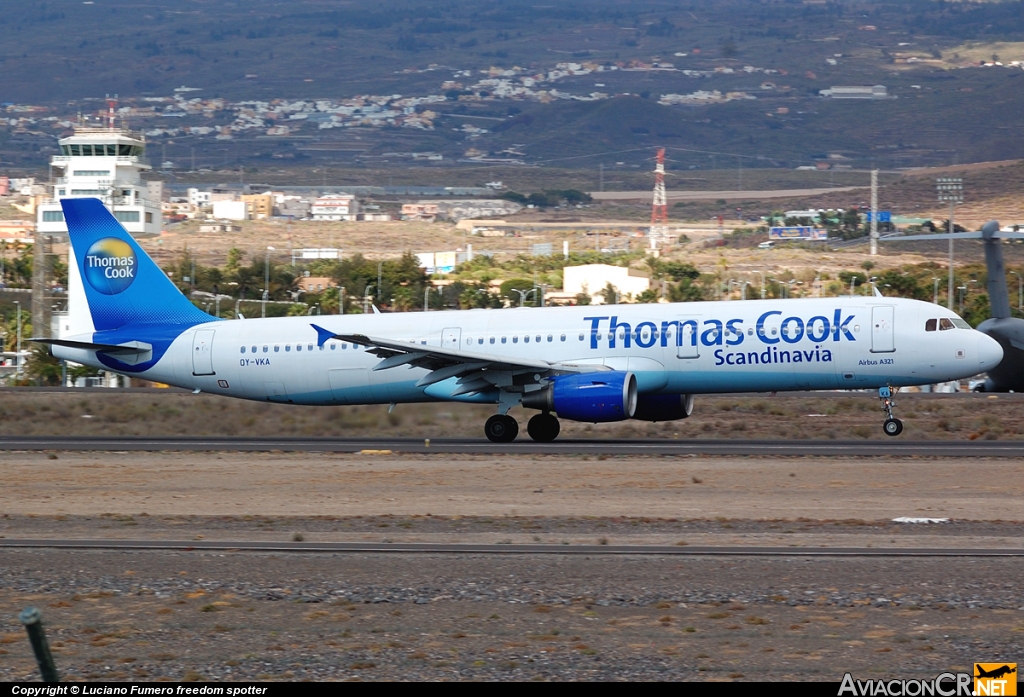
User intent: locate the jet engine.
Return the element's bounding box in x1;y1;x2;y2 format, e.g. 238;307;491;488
522;371;637;422
632;393;694;422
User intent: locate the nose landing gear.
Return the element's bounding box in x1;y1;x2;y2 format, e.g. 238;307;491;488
879;386;903;436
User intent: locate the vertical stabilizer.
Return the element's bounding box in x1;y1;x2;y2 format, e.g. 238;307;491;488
981;221;1012;319
61;198;213;332
63;237;96;337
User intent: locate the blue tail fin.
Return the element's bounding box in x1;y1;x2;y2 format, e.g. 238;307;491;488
62;198;213;331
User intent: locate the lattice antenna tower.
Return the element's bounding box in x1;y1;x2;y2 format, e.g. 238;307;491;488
105;94;119;130
649;147;669;248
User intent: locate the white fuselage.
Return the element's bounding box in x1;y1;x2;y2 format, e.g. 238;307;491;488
54;297;1002;406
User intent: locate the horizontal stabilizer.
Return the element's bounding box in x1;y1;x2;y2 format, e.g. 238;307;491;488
31;337;153;355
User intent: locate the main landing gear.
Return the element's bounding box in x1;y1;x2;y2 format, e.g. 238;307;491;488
879;386;903;437
484;412;562;443
527;413;560;442
484;414;519;443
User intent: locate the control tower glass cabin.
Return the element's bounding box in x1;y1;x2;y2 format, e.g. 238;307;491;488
36;126;162;236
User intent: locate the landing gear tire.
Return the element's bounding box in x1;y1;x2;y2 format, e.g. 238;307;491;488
527;413;560;442
883;418;903;437
485;414;519;443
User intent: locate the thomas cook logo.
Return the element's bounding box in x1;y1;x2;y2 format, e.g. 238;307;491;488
975;664;1017;696
84;237;137;295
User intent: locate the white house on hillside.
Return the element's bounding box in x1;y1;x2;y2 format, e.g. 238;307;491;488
563;264;650;304
311;194;358;221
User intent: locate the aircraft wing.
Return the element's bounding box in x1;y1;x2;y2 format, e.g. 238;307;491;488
311;324;606;396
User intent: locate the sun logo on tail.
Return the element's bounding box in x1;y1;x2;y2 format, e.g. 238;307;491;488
84;237;137;295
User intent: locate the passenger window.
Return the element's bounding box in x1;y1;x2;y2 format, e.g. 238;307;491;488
252;346;257;353
308;344;314;351
275;346;280;352
513;336;518;343
330;344;336;350
502;337;507;344
478;338;484;345
578;333;584;341
263;346;269;353
240;346;246;354
939;318;955;331
560;334;566;342
296;345;302;352
285;345;291;352
524;336;530;343
489;337;495;344
925;319;937;332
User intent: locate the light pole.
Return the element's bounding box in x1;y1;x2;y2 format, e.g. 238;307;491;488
262;246;275;318
510;288;535;307
14;300;21;378
363;283;374;314
932;276;941;305
1011;271;1023;311
423;285;430;312
937;177;963;310
377;261;383;300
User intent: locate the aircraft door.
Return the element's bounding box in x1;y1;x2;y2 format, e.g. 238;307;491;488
192;329;216;375
675;317;700;359
441;327;462;350
871;306;895;353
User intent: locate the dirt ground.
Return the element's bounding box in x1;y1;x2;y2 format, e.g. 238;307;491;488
2;551;1022;681
1;450;1023;522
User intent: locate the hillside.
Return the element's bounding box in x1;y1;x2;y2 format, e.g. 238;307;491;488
2;1;1024;173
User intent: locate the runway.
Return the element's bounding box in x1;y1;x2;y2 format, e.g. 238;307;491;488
1;538;1022;556
1;435;1023;456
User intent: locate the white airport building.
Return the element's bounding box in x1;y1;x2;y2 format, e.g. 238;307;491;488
36;126;162;236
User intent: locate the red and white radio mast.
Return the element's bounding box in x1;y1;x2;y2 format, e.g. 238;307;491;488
649;147;669;248
105;94;118;130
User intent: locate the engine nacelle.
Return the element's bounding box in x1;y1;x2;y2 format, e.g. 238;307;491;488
632;393;694;422
522;371;637;422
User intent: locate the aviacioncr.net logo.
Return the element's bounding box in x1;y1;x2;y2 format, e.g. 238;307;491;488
84;237;137;295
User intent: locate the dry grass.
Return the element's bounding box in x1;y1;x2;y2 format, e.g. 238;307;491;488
0;389;1022;441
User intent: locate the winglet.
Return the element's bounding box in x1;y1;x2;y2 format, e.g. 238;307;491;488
310;323;336;347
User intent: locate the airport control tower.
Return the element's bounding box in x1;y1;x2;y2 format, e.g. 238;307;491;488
36;103;162;237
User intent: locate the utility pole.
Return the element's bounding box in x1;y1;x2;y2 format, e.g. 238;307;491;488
649;147;668;249
869;169;878;256
31;235;50;340
262;246;274;318
937;177;963;310
14;300;22;378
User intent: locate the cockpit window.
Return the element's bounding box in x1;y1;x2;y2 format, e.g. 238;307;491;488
925;319;937;332
951;318;971;330
939;318;956;331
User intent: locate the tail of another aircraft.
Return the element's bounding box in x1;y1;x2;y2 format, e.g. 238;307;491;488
980;221;1013;319
62;198;213;335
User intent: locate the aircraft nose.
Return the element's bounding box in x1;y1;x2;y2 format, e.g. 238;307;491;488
977;333;1004;372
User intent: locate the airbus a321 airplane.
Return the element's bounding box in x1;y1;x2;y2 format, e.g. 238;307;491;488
39;199;1003;442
